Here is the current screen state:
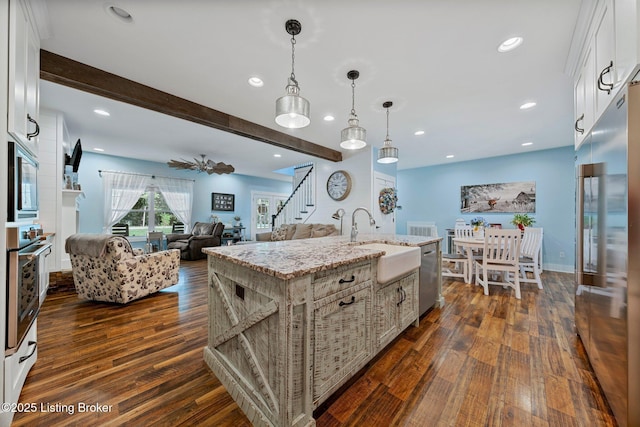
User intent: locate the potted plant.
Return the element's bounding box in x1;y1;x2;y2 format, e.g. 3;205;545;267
511;213;535;231
470;217;489;237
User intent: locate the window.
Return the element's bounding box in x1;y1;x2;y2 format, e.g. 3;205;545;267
119;189;179;236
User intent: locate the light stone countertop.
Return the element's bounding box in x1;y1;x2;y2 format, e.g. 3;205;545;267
203;234;442;280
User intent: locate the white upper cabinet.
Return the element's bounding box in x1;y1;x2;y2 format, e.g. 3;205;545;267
594;0;616;118
575;45;596;147
572;0;639;146
8;0;40;157
614;0;640;84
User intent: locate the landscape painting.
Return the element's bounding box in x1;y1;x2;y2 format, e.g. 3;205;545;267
461;181;536;213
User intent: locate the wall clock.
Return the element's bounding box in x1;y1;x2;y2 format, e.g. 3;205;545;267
326;170;352;201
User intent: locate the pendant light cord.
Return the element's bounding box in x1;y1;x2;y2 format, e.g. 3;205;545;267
351;80;356;115
290;35;297;83
386;107;390;139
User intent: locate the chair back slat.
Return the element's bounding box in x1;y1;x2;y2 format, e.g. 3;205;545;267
172;222;186;233
454;225;473;238
483;229;521;265
521;227;543;258
112;223;129;236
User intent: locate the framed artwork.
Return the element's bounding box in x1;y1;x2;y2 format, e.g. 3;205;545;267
212;193;235;211
460;181;535;213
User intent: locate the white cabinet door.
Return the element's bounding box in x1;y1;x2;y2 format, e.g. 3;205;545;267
575;62;586;147
575;44;596;147
614;0;639;84
8;0;28;142
8;0;39;156
593;0;616;118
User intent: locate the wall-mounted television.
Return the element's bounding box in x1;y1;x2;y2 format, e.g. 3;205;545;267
64;139;83;173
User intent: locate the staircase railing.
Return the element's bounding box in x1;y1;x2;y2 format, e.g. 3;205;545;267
272;165;314;228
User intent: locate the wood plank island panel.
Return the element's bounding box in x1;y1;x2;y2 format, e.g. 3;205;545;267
13;262;618;426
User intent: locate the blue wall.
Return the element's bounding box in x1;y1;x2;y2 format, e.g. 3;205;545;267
76;152;291;237
396;146;575;272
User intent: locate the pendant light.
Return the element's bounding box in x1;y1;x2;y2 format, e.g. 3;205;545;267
275;19;310;129
340;70;366;149
377;101;399;163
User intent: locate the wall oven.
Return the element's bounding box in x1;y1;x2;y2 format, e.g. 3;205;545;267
5;224;49;356
8;141;39;223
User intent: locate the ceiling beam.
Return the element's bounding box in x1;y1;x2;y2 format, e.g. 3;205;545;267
39;50;342;163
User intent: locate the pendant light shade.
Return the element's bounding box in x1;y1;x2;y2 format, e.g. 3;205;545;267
275;19;310;129
340;70;366;149
377;101;399;164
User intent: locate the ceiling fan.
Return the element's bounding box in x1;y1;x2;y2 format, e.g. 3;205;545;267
167;154;235;175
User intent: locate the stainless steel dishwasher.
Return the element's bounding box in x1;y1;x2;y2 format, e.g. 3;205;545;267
419;241;440;315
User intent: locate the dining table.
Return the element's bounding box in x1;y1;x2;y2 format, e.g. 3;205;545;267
452;236;485;283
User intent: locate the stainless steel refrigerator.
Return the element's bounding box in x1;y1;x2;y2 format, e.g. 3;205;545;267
575;69;640;427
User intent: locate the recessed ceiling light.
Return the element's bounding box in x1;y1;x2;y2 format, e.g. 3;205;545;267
93;148;105;152
498;36;523;53
446;154;455;159
522;142;533;146
273;154;282;158
93;109;110;116
248;77;263;87
323;115;335;121
107;5;133;23
520;102;537;110
414;130;425;136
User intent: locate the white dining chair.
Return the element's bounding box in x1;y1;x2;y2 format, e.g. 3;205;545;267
442;224;475;282
518;227;543;289
474;228;522;299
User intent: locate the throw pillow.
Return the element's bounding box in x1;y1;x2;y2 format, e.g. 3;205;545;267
291;223;313;239
271;226;288;241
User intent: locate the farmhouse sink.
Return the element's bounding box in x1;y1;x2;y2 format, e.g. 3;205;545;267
358;243;421;284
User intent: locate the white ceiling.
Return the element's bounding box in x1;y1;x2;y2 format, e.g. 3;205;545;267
36;0;582;181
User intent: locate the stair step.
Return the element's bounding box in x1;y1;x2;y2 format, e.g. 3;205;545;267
300;211;308;214
294;217;302;220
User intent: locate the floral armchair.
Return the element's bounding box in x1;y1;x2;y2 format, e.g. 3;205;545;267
66;234;180;304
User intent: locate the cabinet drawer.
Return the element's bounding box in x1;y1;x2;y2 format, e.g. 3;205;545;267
312;261;372;300
312;286;371;405
4;320;37;408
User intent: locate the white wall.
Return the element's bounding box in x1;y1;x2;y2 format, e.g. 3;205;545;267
306;146;375;235
37;109;68;271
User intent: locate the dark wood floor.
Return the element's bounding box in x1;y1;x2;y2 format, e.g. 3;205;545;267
12;260;617;426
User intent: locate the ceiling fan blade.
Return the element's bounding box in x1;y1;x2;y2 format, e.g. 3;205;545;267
167;159;197;170
169;156;234;174
210;162;235;175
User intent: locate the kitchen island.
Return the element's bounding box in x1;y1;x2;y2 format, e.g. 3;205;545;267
203;234;441;426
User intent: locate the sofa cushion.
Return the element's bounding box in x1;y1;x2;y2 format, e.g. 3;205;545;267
284;224;298;240
311;224;339;238
192;222;214;236
291;223;313;239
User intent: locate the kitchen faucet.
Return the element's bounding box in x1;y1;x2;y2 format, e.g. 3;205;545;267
351;207;376;242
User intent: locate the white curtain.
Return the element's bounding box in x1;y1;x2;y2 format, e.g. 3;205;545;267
102;171;151;233
155;176;194;230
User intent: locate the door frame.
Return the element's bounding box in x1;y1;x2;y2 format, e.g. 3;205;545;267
250;191;288;240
